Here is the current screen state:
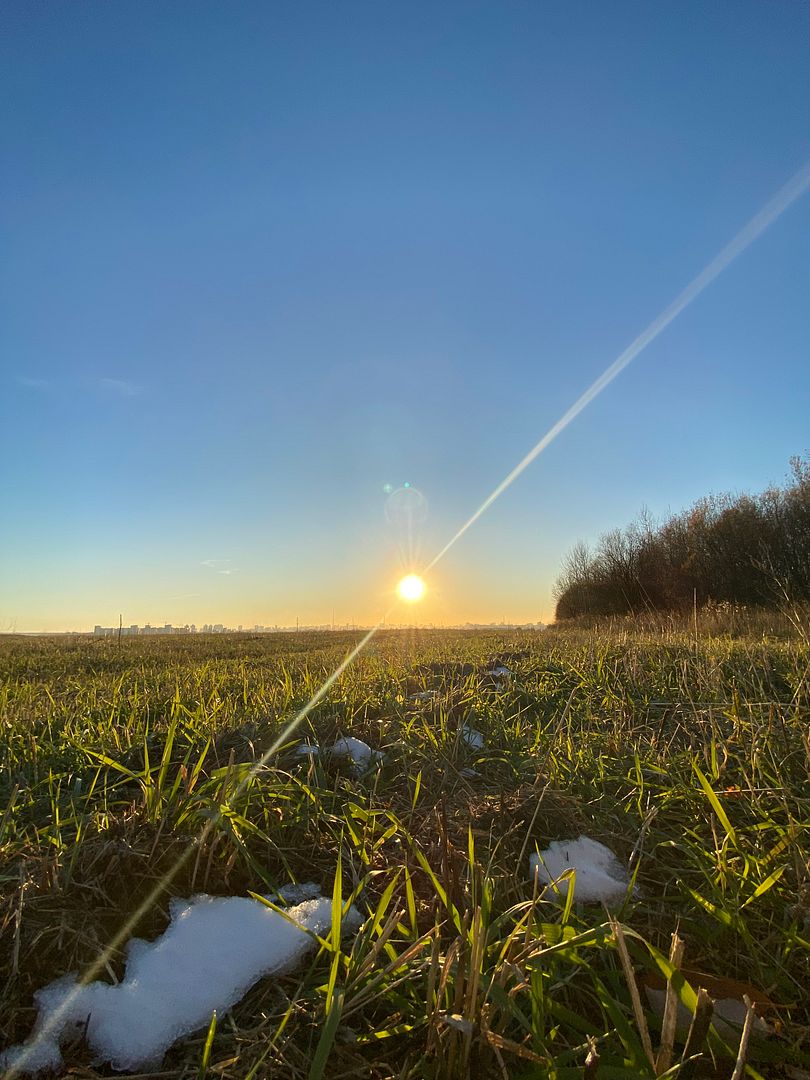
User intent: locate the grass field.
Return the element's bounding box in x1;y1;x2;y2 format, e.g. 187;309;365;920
1;627;808;1078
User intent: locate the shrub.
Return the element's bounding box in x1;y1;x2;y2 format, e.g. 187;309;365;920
554;457;810;620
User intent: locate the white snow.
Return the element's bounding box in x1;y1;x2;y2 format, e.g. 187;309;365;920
327;737;383;772
644;986;772;1041
1;890;362;1075
293;742;319;758
529;836;634;905
460;724;485;749
292;738;382;774
489;665;513;678
270;881;322;905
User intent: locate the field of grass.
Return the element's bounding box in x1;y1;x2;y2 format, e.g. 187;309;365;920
1;627;808;1078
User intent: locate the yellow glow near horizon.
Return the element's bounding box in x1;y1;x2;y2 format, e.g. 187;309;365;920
397;574;426;602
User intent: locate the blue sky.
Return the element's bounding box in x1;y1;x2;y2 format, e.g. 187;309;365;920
2;1;808;631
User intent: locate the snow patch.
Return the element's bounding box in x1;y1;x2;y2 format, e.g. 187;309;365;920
271;881;323;905
529;836;634;905
328;736;382;770
644;986;772;1041
489;665;513;678
1;891;362;1075
291;738;383;774
460;724;485;749
293;742;319;758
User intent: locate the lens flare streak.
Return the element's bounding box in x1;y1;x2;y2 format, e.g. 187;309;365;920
425;160;810;573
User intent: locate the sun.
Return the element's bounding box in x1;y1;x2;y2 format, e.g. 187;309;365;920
397;574;426;602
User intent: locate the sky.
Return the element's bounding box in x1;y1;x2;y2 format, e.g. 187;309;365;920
1;1;809;632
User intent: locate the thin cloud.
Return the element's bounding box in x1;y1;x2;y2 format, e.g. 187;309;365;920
16;376;52;390
99;378;143;397
201;559;239;575
217;569;239;576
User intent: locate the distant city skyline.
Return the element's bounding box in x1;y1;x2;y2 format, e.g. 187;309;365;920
89;617;547;637
2;2;808;632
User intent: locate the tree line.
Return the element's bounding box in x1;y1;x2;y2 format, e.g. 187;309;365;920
554;457;810;620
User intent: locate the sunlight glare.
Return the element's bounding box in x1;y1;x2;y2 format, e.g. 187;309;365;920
397;574;426;602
